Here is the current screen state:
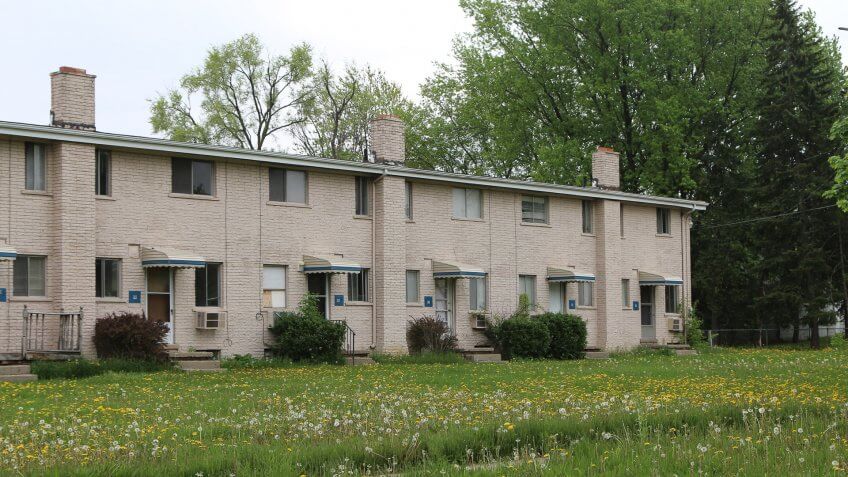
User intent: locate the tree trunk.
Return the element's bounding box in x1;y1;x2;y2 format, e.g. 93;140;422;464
810;317;820;349
792;320;800;343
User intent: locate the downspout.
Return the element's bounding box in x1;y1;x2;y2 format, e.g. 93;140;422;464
370;169;387;349
681;205;695;340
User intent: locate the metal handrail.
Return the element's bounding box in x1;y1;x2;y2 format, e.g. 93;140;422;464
330;319;356;362
22;305;83;354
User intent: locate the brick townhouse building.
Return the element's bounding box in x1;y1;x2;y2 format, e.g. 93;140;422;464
0;67;706;359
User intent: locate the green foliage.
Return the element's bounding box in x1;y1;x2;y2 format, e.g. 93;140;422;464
150;34;313;149
269;294;346;363
537;312;587;359
685;306;708;348
370;351;467;365
221;354;293;369
93;312;168;362
31;359;172;380
405;315;459;354
490;316;551;360
830;333;847;350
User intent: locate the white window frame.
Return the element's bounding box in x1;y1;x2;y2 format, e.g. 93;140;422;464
172;157;215;196
521;195;548;224
405;270;420;304
95;257;121;298
665;285;680;314
582;200;594;234
348;268;370;302
25;142;47;191
452;188;483;219
518;274;536;307
13;255;46;297
262;265;287;308
621;278;630;309
269;168;308;204
657;208;671;235
578;281;594;307
470;277;487;311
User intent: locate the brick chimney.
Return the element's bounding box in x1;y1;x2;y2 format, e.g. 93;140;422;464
368;114;405;165
50;66;96;130
591;146;620;190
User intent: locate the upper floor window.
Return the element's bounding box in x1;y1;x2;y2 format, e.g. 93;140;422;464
262;265;287;308
96;149;111;196
355;176;371;216
619;202;625;237
269;168;307;204
195;263;221;307
518;274;536;307
521;195;548;224
95;258;121;298
13;255;46;297
172;158;214;196
657;208;671;234
453;188;483;219
405;181;413;220
581;200;594;234
25;143;47;191
348;268;370;302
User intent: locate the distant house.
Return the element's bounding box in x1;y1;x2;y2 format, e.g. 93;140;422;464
0;66;706;359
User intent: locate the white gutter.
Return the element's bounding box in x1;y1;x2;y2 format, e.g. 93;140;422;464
0;121;707;211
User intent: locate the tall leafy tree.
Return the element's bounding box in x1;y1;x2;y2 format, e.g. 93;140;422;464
749;0;843;347
150;34;313;150
291;62;415;160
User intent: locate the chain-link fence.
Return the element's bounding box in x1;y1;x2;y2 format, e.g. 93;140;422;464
705;327;845;347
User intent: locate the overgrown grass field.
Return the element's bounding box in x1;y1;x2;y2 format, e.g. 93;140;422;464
0;348;846;476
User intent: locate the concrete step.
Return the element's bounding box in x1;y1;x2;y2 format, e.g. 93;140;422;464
464;353;503;363
675;349;698;356
163;344;180;351
0;364;31;375
0;353;23;362
177;360;221;371
586;351;610;359
0;374;37;383
461;347;495;354
346;356;376;366
167;351;214;360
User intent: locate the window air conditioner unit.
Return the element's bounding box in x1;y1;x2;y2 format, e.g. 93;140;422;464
667;317;682;332
195;308;226;330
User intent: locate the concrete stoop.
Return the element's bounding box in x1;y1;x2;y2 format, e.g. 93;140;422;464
585;351;610;359
175;359;225;372
461;348;503;363
346;356;376;366
0;363;37;383
675;349;698;356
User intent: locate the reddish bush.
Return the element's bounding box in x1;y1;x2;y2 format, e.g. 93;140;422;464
93;312;168;362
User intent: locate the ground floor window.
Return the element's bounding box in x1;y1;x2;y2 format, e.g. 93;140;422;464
195;263;221;307
262;265;286;308
348;269;369;302
578;281;594;307
665;285;680;313
621;278;630;309
13;255;46;297
518;275;536;307
95;258;121;298
470;277;486;311
405;270;419;303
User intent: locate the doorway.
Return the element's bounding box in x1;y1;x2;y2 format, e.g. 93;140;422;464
146;268;174;344
434;278;455;334
307;273;329;318
640;285;655;341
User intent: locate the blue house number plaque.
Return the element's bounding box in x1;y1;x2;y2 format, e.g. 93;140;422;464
633;301;640;311
568;299;576;310
0;288;6;303
424;296;433;307
128;290;142;304
334;295;345;306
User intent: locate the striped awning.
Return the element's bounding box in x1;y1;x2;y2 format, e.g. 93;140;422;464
432;261;486;279
0;244;16;261
141;247;205;268
546;267;595;282
638;271;683;286
301;255;361;274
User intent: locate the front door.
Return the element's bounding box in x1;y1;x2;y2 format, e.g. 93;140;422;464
434;278;454;334
146;268;174;344
640;285;655;341
307;273;329;318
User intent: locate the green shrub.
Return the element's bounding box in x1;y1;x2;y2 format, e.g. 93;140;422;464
492;317;551;360
406;315;458;354
830;333;847;350
32;358;172;380
371;351;466;364
685;306;707;348
93;312;168;362
537;312;587;359
269;294;346;364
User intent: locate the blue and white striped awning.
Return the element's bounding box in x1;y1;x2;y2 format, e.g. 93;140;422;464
302;255;362;274
546;267;595;282
0;244;16;261
432;261;486;279
141;247;206;268
638;271;683;286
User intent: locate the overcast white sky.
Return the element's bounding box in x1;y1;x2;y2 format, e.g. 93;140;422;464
0;0;845;140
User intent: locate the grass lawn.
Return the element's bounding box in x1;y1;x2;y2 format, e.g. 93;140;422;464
0;348;846;476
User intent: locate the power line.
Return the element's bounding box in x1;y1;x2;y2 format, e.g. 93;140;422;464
698;204;839;230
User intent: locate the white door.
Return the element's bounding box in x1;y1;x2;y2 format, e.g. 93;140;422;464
640;286;655;341
549;282;565;313
434;278;454;334
146;268;174;344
